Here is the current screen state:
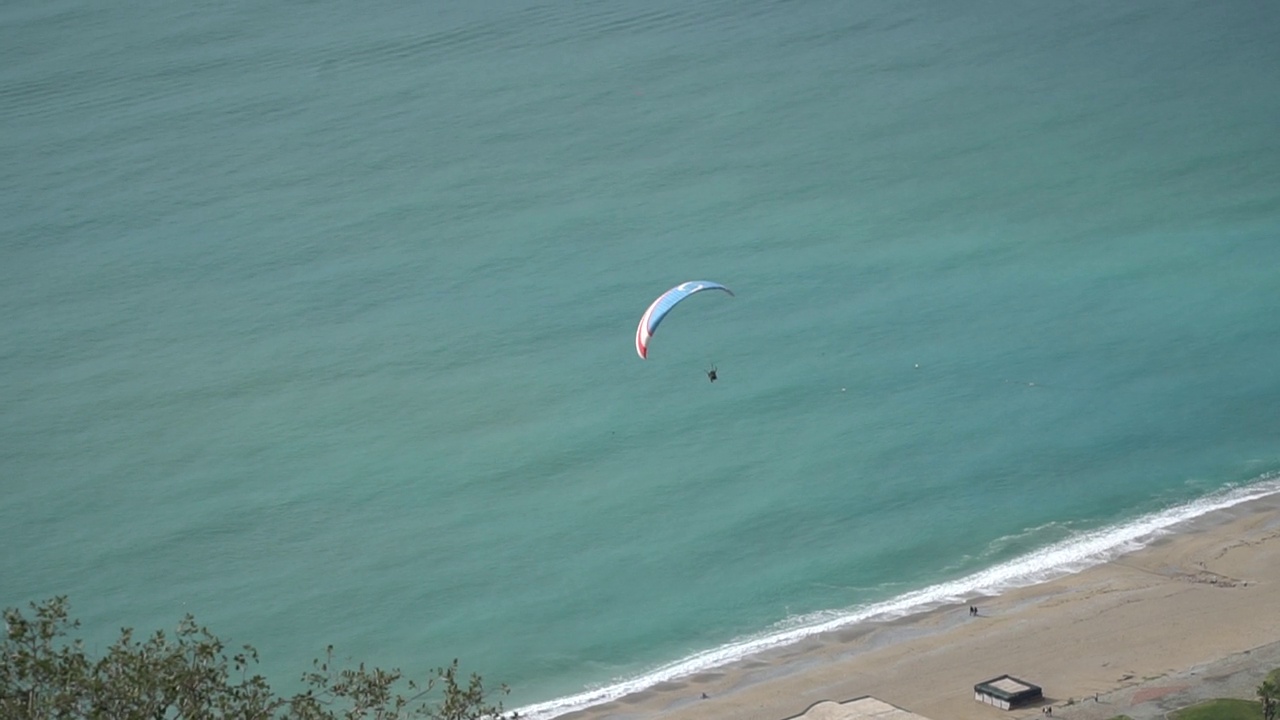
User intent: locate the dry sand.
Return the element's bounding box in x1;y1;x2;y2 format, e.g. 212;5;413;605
561;493;1280;720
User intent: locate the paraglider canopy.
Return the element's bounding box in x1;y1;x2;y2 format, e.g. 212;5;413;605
635;280;734;359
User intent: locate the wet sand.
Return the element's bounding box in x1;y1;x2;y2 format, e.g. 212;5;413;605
561;493;1280;720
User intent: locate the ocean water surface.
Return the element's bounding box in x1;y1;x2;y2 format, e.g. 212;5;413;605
3;0;1279;717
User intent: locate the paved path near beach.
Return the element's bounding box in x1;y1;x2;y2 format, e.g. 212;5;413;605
1026;639;1280;720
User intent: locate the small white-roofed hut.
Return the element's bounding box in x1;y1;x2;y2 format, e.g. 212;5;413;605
973;675;1043;710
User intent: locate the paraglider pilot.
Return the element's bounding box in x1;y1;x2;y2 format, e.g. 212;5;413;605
706;365;717;383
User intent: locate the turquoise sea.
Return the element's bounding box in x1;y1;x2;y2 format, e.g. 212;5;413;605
3;1;1279;716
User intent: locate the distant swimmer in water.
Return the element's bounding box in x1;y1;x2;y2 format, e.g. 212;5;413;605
706;364;718;382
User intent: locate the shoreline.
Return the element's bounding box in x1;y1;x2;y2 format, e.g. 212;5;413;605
549;489;1280;720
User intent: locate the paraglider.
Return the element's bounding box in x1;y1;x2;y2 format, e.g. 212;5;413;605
634;280;734;360
706;364;718;382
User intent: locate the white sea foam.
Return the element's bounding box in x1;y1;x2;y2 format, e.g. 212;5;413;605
515;476;1280;719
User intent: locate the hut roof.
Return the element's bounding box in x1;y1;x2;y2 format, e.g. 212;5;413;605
974;675;1043;701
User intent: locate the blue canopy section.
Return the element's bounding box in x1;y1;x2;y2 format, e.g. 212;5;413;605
635;281;734;359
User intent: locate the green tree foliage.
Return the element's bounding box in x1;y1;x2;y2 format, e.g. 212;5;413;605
1258;678;1278;720
1;597;517;720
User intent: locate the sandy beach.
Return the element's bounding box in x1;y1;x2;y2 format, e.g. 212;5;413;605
562;493;1280;720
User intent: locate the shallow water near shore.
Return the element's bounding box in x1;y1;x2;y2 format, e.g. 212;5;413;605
3;0;1279;717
